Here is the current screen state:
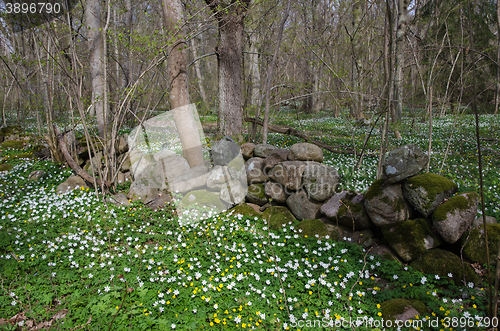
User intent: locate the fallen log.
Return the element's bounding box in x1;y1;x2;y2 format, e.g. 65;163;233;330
54;125;112;188
244;117;377;156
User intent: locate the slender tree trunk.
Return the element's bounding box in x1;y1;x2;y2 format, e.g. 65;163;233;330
262;0;291;144
393;0;409;139
495;0;500;114
190;36;207;105
85;0;106;139
249;32;261;109
162;0;204;168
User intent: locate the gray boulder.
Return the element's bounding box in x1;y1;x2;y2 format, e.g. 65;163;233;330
265;181;288;204
403;173;458;217
381;219;442;262
253;143;277;158
107;193;131;206
170;165;210;193
241;142;255;160
246;183;268;206
263;149;289;173
288;143;323;162
472;216;497;229
28;170;45;181
129;149;154;180
302;162;340;201
245;157;269;184
207;165;234;189
158;155;190;183
268;161;307;191
57;175;88;194
364;179;411;227
287;189;322;220
383;144;428;184
321;191;372;230
432;192;479;243
220;180;246;205
211;136;240;166
127;167;162;203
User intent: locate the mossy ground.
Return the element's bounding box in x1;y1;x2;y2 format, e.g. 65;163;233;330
410;248;480;286
296;219;330;238
0;140;25;149
381;298;427;320
261;205;298;230
432;192;479;222
228;203;261;218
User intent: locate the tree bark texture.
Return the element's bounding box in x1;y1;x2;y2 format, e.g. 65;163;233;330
393;0;409;123
162;0;204;168
85;0;106;139
205;0;251;137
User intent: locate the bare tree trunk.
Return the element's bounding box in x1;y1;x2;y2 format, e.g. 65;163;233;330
205;0;251;137
393;0;409;139
190;36;207;104
262;0;291;144
249;32;261;109
495;0;500;114
162;0;204;168
85;0;106;139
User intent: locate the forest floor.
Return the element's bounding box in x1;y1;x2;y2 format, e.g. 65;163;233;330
0;110;498;330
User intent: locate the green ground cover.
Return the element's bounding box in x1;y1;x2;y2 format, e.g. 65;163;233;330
0;111;497;330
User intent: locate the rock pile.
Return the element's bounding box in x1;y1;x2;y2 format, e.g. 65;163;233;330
238;142;492;288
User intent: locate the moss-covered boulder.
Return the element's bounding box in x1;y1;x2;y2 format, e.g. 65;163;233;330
0;125;22;136
380;298;427;322
403;173;458;217
0;164;13;172
261;206;297;231
229;203;262;218
295;219;330;238
382;219;441;262
57;175;89;194
410;248;480;286
286;189;322;220
462;223;500;265
364;179;411;227
181;189;225;210
0;140;24;150
321;190;372;230
246;183;268;206
432;192;479;243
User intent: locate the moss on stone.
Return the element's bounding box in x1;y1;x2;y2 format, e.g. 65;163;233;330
433;192;479;222
248;183;266;199
181;190;224;210
337;191;364;218
410;248;480;286
364;179;384;201
296;219;329;238
407;173;458;209
0;140;24;150
262;206;297;230
462;223;500;265
0;164;13;172
381;298;427;321
228;203;261;218
0;125;22;135
382;219;440;261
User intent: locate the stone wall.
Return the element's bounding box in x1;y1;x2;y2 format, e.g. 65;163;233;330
239;141;498;283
